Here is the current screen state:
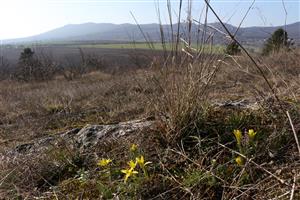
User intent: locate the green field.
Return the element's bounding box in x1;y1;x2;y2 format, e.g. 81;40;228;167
67;42;226;53
11;40;260;54
11;41;262;54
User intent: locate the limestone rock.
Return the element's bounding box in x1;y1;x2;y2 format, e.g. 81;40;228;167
3;119;155;158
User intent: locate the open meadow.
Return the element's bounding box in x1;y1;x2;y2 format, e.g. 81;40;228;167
0;0;299;199
0;45;299;198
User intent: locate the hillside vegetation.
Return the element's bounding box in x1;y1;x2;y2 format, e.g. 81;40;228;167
0;48;299;199
0;1;299;199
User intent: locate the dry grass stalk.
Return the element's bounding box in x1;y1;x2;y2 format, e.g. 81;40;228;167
286;111;300;156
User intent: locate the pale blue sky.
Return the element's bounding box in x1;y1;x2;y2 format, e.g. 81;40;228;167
0;0;299;40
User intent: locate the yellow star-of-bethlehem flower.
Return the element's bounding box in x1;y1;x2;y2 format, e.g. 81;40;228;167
130;144;138;152
136;156;152;168
121;168;138;183
128;160;137;169
233;129;242;145
248;129;257;140
235;156;244;166
98;158;112;167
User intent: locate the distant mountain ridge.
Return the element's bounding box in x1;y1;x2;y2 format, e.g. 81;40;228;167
3;22;300;46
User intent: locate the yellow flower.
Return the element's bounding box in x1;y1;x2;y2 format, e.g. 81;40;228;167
130;144;138;152
136;156;152;168
128;160;137;169
121;168;138;183
233;129;242;145
248;129;257;140
235;156;244;166
97;158;112;167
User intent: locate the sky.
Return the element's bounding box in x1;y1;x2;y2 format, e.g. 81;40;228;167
0;0;299;40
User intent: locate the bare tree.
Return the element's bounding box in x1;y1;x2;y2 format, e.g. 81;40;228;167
0;56;11;80
14;48;58;81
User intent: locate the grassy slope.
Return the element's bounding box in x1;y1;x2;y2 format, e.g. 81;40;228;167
0;50;299;199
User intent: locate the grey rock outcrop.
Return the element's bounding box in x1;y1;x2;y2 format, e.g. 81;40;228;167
2;119;155;158
214;99;259;110
74;119;154;149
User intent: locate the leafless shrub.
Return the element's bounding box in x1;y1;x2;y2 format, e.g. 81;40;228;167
13;48;58;82
60;56;85;81
0;56;12;80
128;50;154;68
60;48;105;80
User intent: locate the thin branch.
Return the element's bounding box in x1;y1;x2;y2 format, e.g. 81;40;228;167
203;0;285;113
217;142;289;186
286;111;300;157
130;11;154;50
0;168;17;186
289;175;296;200
175;0;183;56
282;0;288;46
233;0;256;37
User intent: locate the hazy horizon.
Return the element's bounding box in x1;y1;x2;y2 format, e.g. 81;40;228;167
0;0;299;40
